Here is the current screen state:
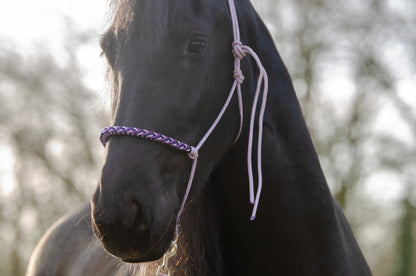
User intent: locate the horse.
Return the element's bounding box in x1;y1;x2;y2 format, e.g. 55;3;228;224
26;0;372;275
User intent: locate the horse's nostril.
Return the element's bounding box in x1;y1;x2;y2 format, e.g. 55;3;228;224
120;194;150;234
122;200;139;230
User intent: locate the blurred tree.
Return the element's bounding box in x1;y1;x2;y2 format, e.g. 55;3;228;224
0;28;105;275
252;0;416;275
385;92;416;276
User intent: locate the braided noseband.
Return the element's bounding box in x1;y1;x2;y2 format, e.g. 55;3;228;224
99;0;268;225
100;126;199;159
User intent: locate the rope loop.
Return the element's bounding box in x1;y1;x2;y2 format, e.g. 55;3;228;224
187;147;199;160
232;41;246;60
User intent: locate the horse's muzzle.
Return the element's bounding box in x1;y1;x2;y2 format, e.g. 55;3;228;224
90;183;176;262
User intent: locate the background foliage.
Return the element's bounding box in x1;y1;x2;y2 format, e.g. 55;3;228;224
0;0;414;275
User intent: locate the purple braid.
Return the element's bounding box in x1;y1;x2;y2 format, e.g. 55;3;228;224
100;126;193;153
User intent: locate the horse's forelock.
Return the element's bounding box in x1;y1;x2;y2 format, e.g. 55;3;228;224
108;0;227;40
108;0;177;37
104;0;173;117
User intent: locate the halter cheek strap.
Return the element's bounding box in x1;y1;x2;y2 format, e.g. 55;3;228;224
99;0;269;223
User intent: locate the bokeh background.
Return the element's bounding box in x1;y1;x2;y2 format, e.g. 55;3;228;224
0;0;415;275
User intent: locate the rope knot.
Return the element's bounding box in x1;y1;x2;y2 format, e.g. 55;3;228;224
233;69;245;84
187;147;199;160
232;41;245;60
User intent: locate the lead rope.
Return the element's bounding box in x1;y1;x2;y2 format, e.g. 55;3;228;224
99;0;269;275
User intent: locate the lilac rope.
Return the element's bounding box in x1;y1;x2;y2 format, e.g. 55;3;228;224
228;0;269;220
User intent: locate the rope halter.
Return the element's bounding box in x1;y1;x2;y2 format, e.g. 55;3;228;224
99;0;269;224
100;1;269;274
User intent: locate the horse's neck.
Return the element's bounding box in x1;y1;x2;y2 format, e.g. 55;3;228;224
173;10;369;275
210;51;369;274
211;119;353;274
175;86;368;275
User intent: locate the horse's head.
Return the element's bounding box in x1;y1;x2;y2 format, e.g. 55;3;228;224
91;0;251;262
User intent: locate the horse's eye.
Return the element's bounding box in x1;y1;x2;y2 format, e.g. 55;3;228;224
188;40;207;53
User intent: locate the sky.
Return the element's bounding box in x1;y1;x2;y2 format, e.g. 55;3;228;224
0;0;106;43
0;0;108;92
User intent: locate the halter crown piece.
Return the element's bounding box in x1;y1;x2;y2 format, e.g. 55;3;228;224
100;1;268;272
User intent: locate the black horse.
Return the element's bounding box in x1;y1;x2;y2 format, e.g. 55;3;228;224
27;0;372;275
